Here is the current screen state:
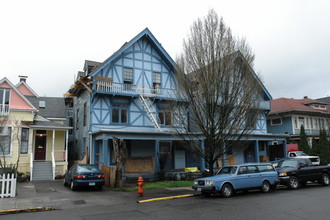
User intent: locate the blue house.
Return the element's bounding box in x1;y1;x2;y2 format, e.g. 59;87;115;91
267;96;330;145
65;28;287;179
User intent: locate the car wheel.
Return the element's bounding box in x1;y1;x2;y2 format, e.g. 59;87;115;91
63;178;67;186
320;173;330;186
261;181;271;193
221;183;233;198
70;181;76;191
288;176;299;189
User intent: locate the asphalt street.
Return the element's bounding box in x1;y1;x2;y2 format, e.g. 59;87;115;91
1;180;330;219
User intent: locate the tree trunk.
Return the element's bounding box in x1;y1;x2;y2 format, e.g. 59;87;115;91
113;137;127;188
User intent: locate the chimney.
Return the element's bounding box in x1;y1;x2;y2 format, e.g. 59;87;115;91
303;96;308;99
19;75;28;83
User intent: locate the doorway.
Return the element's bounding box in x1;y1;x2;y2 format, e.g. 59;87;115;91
35;135;47;160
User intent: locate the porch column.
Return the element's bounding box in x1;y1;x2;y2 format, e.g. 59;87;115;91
221;142;226;167
52;129;55;159
65;130;68;162
200;140;205;171
91;139;97;164
255;141;260;163
283;139;287;156
154;140;160;173
102;139;109;166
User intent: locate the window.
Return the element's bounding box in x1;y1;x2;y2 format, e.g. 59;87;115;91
83;103;87;126
152;72;161;94
271;118;282;126
39;101;46;108
310;118;313;129
298;117;305;128
123;68;133;90
0;127;12;155
76;109;79;130
319;119;325;129
112;104;128;124
0;88;10;114
247;166;258;173
158;111;172;126
20;128;29;154
314;118;319;129
257;165;275;172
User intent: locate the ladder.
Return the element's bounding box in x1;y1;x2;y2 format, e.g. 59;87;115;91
139;94;161;132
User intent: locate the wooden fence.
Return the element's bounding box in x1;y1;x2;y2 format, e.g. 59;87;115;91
101;166;116;188
0;173;16;198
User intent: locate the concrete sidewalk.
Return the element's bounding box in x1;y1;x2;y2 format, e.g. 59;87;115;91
0;180;196;213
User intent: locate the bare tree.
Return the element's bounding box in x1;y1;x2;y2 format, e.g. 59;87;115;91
173;9;265;175
0;117;22;176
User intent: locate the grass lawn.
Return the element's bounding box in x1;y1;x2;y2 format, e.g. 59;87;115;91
113;181;193;192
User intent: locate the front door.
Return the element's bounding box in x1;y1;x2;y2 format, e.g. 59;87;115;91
35;136;47;160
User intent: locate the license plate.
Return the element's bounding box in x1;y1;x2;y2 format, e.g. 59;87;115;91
89;182;96;186
197;188;201;192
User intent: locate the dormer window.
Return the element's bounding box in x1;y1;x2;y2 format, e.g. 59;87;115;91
39;101;46;108
0;88;10;115
312;104;326;110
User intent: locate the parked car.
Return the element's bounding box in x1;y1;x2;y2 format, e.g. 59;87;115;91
192;163;279;198
287;151;320;165
276;158;330;189
63;164;105;191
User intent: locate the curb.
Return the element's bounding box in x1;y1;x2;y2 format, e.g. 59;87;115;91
137;193;197;203
0;207;55;215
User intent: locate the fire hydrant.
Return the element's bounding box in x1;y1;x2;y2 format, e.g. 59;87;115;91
137;176;144;197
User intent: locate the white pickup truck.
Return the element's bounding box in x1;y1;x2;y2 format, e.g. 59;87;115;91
288;151;320;165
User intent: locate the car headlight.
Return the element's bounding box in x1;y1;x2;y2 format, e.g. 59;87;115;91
194;180;198;185
279;172;287;177
205;180;215;186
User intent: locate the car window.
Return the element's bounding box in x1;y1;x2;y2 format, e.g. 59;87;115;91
299;160;308;167
290;153;296;157
238;166;247;174
218;166;238;175
247;166;258;173
277;160;298;168
77;165;101;173
257;165;274;172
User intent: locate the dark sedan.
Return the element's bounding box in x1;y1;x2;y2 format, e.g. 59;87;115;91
64;164;105;191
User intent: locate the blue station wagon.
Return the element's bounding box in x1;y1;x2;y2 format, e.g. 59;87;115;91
192;163;279;197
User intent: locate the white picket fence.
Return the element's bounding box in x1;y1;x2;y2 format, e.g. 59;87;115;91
0;173;16;198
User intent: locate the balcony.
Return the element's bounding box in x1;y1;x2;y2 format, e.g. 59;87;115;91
95;80;176;99
0;104;9;116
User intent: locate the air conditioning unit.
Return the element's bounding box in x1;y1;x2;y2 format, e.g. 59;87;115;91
272;141;278;145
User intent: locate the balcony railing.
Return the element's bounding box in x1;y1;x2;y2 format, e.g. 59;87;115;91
0;104;9;116
95;80;176;98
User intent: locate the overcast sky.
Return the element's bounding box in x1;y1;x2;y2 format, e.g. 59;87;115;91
1;0;329;99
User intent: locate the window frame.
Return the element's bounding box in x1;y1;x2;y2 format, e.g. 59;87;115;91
111;103;129;124
0;127;12;155
20;127;29;154
158;110;172;126
123;67;133;84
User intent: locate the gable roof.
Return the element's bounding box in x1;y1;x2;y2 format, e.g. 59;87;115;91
90;28;175;77
269;97;330;115
0;77;37;111
234;51;272;101
25;96;67;119
16;81;39;97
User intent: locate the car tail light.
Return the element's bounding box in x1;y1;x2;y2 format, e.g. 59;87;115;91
75;175;86;179
98;174;105;178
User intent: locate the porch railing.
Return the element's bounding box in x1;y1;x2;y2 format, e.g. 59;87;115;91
54;150;67;161
95;80;176;98
0;104;9;116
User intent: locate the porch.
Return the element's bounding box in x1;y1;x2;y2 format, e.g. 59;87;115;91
30;129;69;181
